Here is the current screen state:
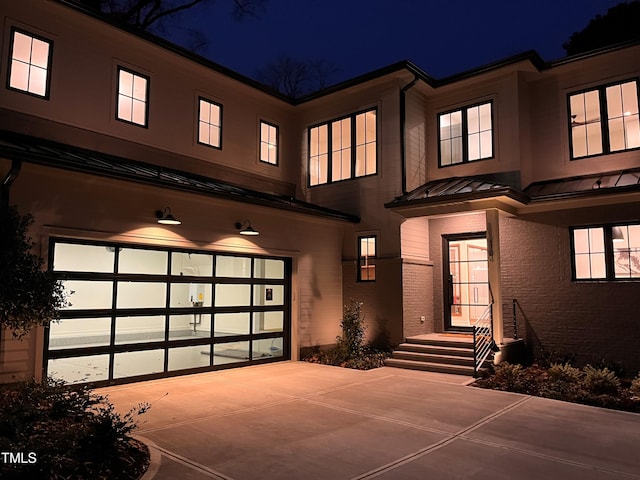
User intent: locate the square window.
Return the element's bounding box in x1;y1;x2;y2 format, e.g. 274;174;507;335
198;98;222;148
7;28;53;98
438;102;492;167
116;67;149;127
260;121;278;165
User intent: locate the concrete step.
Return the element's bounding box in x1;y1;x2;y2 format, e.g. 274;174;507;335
397;342;474;358
405;336;473;350
392;351;475;367
385;358;481;376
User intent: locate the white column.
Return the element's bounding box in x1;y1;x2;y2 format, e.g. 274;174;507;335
485;209;504;345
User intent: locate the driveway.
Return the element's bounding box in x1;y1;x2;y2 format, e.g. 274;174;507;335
98;362;640;480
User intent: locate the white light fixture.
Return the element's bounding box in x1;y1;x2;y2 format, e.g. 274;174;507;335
235;220;259;236
612;226;625;242
155;207;181;225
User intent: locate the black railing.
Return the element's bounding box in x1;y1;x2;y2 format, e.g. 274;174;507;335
473;303;494;377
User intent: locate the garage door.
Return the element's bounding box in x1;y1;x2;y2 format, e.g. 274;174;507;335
45;238;290;385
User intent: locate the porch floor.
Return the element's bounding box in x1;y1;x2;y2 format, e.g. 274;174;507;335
408;333;474;344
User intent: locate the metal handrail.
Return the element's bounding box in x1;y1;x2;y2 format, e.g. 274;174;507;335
473;303;494;377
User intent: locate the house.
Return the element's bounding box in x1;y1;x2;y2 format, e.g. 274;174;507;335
1;0;638;386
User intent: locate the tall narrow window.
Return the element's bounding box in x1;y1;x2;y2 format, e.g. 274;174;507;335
308;108;377;186
7;28;52;98
358;235;376;282
439;101;493;167
569;80;640;159
572;227;606;280
116;67;149;127
260;121;278;165
198;98;222;148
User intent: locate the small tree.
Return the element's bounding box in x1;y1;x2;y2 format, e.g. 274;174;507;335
0;205;69;339
336;299;366;359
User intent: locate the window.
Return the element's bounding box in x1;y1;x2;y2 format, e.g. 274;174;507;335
569;80;640;159
358;236;376;282
571;224;640;280
260;121;278;164
198;98;222;148
7;28;53;98
309;108;377;186
439;101;493;166
116;67;149;127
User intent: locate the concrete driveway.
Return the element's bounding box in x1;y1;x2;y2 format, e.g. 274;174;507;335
98;362;640;480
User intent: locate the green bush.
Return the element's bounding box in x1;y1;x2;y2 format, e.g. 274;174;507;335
630;373;640;399
581;365;621;396
336;299;366;358
0;377;149;479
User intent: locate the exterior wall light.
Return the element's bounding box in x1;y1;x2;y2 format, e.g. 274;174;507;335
235;220;259;236
156;207;181;225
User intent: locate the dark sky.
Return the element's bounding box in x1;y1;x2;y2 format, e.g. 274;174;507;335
167;0;624;85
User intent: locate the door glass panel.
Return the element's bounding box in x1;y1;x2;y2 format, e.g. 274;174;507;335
253;285;284;306
48;355;110;384
171;252;213;277
215;284;251;306
62;280;113;310
214;341;250;365
168;345;211;371
169;314;211;339
253;259;285;279
214;313;250;336
216;256;251;278
252;337;283;359
113;350;164;378
49;317;111;349
118;248;168;275
115;315;165;344
253;311;283;333
53;243;114;273
447;237;488;328
116;282;166;309
170;283;212;307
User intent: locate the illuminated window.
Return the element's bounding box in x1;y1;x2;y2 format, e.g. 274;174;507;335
260;121;278;164
7;28;52;98
198;98;222;148
358;235;376;282
308;108;377;186
571;224;640;280
569;80;640;159
116;67;149;127
439;102;493;166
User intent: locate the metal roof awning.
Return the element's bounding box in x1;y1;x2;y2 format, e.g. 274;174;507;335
0;130;359;223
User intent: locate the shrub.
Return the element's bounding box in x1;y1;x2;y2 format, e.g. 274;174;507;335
0;377;149;479
581;365;621;396
630;373;640;400
336;299;366;358
542;363;583;400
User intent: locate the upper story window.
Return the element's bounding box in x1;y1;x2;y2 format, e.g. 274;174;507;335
198;97;222;149
7;28;53;98
260;121;278;165
358;235;377;282
571;224;640;280
439;101;493;167
116;67;149;127
569;80;640;159
309;108;377;186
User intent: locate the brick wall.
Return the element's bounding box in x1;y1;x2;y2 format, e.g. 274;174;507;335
401;261;434;338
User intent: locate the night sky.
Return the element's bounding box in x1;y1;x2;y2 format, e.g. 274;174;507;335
167;0;623;85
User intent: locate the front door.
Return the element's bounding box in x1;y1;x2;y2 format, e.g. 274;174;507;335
444;234;489;331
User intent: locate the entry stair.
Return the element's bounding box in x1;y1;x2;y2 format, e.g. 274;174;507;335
385;334;489;376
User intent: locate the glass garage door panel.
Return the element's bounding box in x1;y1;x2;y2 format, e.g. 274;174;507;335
48;240;289;385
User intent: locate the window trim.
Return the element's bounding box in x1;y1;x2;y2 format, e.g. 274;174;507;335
307;107;378;187
197;96;223;150
6;27;54;99
259;120;279;166
437;100;494;168
357;235;377;282
570;223;640;281
115;66;150;128
567;78;640;160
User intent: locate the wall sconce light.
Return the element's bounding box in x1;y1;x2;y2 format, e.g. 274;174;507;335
155;207;181;225
235;220;259;236
612;226;625;242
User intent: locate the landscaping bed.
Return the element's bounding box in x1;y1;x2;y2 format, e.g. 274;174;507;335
0;377;150;479
473;362;640;413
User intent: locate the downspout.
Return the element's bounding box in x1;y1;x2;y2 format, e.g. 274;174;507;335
400;75;419;195
1;159;22;207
